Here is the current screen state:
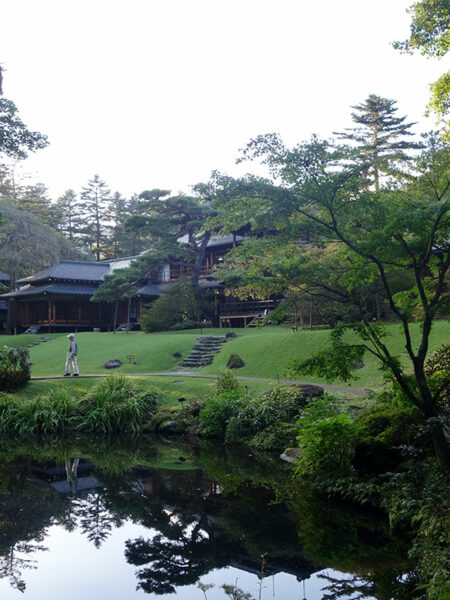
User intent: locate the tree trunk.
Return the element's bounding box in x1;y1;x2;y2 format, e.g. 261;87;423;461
113;300;118;333
126;296;132;334
430;423;450;471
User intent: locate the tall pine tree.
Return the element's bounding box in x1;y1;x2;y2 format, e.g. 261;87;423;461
78;175;111;260
335;94;423;189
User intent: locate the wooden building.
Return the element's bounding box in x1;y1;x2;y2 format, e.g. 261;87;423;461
0;235;275;332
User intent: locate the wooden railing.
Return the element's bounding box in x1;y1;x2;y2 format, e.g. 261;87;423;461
219;299;275;316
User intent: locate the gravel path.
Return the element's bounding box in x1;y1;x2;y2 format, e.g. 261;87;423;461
31;372;368;396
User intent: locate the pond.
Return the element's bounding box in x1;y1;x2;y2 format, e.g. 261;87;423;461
0;435;411;600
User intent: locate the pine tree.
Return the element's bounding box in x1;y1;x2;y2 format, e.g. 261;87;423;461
78;175;111;261
335;94;423;189
55;189;79;241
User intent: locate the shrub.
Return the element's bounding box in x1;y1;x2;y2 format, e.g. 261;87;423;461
354;399;423;446
140;281;213;332
215;370;240;394
296;398;361;478
0;346;31;391
199;390;247;438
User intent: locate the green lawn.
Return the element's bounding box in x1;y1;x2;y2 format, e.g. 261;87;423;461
3;320;450;392
197;320;450;389
19;375;272;402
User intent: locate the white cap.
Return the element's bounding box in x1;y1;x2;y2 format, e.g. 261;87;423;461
67;334;75;338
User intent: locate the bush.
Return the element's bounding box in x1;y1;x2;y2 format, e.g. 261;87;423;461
140;281;213;332
354;399;423;446
295;397;361;478
199;391;247;438
215;370;241;394
0;346;31;391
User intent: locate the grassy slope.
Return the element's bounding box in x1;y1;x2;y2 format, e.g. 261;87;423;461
199;321;450;389
5;320;450;391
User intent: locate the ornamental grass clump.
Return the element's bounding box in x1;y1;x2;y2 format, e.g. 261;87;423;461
81;376;162;434
0;389;81;435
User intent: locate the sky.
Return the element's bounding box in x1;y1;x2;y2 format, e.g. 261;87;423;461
1;0;446;200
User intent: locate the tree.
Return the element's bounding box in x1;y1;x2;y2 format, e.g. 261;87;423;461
214;133;450;468
54;189;79;241
126;190;217;287
90;265;139;331
78;175;111;260
0;201;81;287
335;94;423;189
393;0;450;133
0;66;48;160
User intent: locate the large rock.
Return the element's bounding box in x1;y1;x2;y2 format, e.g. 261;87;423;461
104;359;123;369
226;354;245;369
288;383;324;398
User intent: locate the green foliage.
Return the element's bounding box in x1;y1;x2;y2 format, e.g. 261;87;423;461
215;370;240;393
354;398;423;446
294;397;361;479
140;281;212;332
0;97;48;160
0;346;31;391
425;345;450;410
81;376;162;434
394;0;450;133
199;384;315;450
0;388;81;435
287;323;366;382
382;460;450;599
0;376;162;436
199;391;247;438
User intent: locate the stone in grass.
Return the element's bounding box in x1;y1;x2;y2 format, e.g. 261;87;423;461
288;383;324;399
226;354;245;369
225;331;238;339
173;352;182;358
104;359;123;369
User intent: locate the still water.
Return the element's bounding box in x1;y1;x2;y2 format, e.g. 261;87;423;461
0;436;408;599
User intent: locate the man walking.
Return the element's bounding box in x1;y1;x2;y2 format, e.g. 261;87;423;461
64;333;79;377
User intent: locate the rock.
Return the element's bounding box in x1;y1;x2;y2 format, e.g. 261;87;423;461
104;359;123;369
159;420;183;434
288;383;324;398
353;361;365;370
173;352;182;358
225;331;238;339
280;448;300;463
226;354;245;369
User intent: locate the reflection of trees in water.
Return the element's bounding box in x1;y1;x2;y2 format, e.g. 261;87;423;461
0;437;418;599
0;542;47;593
70;492;124;549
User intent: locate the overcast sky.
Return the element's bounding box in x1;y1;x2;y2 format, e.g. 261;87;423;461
1;0;446;200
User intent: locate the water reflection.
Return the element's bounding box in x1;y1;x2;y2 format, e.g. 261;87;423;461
0;436;412;599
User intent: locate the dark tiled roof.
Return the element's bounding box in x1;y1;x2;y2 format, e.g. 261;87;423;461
18;261;110;284
136;282;169;297
2;283;99;298
207;235;245;247
0;272;10;282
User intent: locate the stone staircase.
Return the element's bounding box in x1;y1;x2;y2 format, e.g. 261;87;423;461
178;335;227;369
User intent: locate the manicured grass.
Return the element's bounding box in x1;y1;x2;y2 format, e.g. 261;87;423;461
197;320;450;389
5;321;450;392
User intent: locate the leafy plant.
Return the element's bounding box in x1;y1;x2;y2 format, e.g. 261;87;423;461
0;346;31;391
